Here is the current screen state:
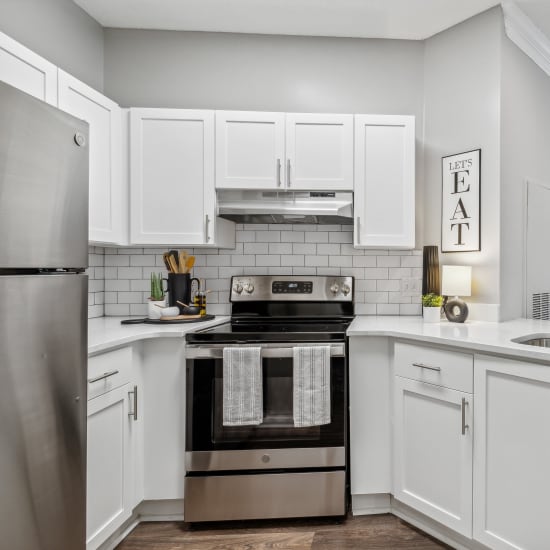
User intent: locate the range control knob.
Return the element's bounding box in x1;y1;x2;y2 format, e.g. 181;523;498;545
243;283;255;294
341;284;351;296
233;283;243;294
330;283;340;295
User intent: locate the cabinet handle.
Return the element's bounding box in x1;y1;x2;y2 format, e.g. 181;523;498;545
287;159;291;187
277;158;282;187
412;362;441;372
128;385;138;421
461;397;468;435
356;217;361;245
88;370;119;383
205;214;210;242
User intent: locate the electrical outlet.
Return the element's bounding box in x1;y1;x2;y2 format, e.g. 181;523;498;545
401;277;421;297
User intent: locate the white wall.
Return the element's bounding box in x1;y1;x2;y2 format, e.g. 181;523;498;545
423;7;502;319
0;0;104;90
499;31;550;320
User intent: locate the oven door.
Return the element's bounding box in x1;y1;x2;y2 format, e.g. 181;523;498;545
185;342;346;470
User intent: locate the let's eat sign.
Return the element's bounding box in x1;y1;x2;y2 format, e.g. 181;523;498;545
441;149;481;253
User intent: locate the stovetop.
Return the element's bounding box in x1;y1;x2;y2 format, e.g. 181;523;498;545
186;275;355;344
185;318;352;344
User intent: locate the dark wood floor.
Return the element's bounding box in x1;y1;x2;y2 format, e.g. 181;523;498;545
116;514;450;549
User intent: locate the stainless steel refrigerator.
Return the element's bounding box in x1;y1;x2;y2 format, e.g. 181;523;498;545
0;80;88;550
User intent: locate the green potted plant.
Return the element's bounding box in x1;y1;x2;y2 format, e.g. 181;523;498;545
148;272;166;319
422;293;443;323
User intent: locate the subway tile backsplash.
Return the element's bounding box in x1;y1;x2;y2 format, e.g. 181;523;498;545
87;225;422;319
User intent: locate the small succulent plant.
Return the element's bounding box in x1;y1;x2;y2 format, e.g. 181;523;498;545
422;293;443;307
150;273;165;301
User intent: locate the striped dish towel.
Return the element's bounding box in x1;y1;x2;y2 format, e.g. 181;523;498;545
223;347;263;426
293;346;331;427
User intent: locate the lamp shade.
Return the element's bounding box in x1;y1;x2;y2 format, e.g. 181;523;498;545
441;265;471;297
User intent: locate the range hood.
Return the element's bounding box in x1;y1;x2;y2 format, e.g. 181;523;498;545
216;190;353;225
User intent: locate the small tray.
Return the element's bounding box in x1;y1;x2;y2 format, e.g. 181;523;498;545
121;314;215;325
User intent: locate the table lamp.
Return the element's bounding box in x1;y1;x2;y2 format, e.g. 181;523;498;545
441;265;471;323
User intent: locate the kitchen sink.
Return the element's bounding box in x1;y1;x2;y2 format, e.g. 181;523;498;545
511;334;550;347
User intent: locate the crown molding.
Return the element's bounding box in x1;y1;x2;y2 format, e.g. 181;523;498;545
502;1;550;77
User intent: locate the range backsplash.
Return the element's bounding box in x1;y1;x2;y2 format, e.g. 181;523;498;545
87;224;422;319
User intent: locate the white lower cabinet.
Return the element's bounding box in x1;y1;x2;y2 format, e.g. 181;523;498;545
87;385;134;550
473;355;550;550
393;376;473;537
86;347;139;550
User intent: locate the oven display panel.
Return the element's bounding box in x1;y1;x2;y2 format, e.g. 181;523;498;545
272;281;313;294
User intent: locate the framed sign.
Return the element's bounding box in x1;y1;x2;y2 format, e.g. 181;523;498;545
441;149;481;252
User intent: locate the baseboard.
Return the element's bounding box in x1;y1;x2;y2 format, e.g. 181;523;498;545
137;499;185;521
96;517;140;550
391;498;489;550
351;493;392;515
96;500;185;550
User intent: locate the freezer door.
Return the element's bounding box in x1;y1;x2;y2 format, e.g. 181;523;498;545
0;274;87;550
0;80;88;269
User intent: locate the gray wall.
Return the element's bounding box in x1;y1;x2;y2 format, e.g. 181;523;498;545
0;0;104;90
499;31;550;320
103;30;424;113
423;8;502;318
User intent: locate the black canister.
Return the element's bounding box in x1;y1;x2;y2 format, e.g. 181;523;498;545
165;273;200;312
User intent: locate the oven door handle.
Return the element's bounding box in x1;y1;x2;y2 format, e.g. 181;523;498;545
185;343;346;359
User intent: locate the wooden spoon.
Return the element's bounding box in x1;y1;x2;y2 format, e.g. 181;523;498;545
186;255;195;273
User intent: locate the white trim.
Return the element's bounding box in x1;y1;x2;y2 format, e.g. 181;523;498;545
502;1;550;77
351;494;392;516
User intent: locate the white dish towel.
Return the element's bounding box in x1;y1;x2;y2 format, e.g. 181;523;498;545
293;346;331;427
223;347;263;426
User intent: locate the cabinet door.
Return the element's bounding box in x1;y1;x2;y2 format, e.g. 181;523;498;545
286;113;353;190
0;31;57;105
474;355;550;550
57;70;125;245
130;108;218;246
216;111;285;189
394;376;473;537
87;385;133;550
354;115;415;248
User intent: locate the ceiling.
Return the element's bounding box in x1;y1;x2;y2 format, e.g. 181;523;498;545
73;0;502;40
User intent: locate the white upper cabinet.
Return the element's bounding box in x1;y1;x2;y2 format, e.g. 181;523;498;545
0;31;57;105
474;355;550;550
57;70;126;245
215;111;353;191
216;111;285;190
130;108;234;247
354;115;415;249
285;113;353;190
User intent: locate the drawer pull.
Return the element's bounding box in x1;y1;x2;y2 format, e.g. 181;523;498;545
412;362;441;372
461;397;469;435
88;370;119;383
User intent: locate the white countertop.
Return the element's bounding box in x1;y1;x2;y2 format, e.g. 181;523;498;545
347;315;550;363
88;316;230;355
89;314;550;364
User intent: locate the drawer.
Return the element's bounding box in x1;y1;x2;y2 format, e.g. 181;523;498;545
87;346;132;400
394;341;473;393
